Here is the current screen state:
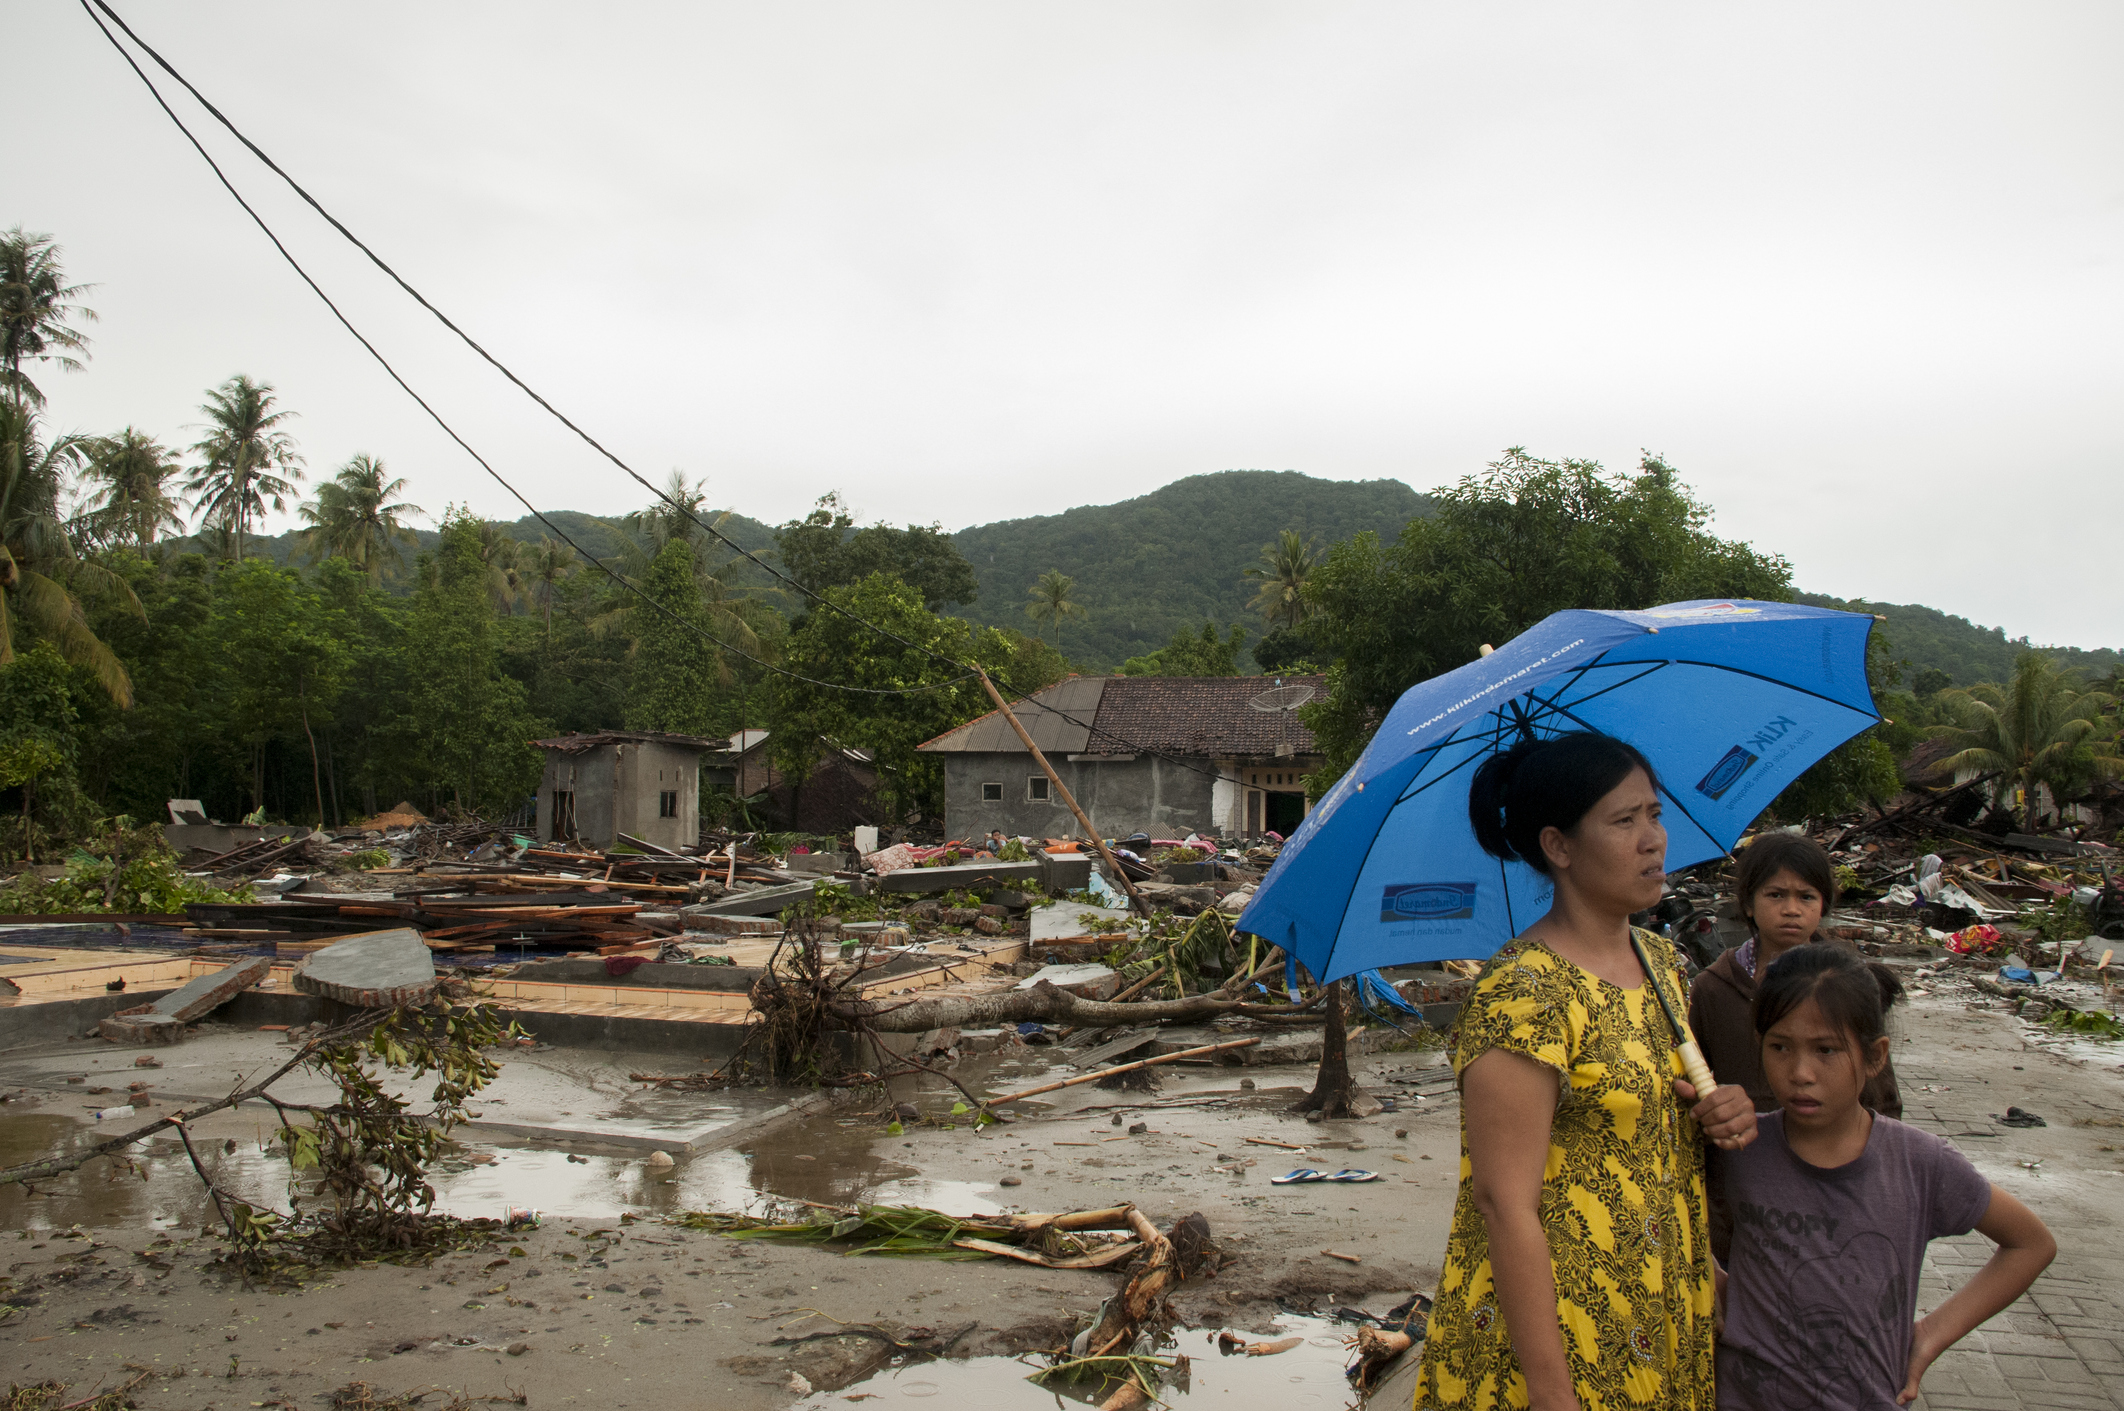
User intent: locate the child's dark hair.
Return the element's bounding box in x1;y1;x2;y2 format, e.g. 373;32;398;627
1467;733;1661;877
1753;944;1904;1053
1732;832;1840;934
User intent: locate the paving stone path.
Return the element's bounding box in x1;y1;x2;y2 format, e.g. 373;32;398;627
1902;1054;2124;1411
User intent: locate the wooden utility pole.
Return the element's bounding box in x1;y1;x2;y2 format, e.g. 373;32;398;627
976;671;1151;918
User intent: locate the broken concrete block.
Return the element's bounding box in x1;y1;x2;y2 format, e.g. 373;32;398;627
686;880;816;918
98;1009;183;1045
1015;963;1119;1000
1030;902;1132;942
1037;852;1093;893
782;851;848;875
98;955;273;1044
876;860;1043;894
293;928;437;1008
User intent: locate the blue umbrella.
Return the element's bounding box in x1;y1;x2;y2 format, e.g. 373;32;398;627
1237;599;1880;982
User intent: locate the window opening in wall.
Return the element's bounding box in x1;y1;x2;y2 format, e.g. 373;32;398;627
981;782;1003;801
1027;776;1050;802
658;790;679;819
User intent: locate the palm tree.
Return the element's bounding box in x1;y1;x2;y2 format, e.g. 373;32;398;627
78;428;187;550
183;375;304;562
473;521;527;612
1934;653;2120;830
1243;529;1319;631
0;399;137;704
524;534;579;641
298;454;422;581
0;228;96;411
625;469;713;554
1025;569;1085;653
612;470;763;655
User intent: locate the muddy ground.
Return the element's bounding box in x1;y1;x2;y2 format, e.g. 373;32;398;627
2;967;2119;1411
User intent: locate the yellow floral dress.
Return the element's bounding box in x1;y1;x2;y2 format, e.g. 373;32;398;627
1414;930;1715;1410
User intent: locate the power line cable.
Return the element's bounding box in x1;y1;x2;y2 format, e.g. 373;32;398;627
76;0;968;701
84;0;1263;787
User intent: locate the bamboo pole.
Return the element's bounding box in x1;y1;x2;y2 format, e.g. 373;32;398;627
976;671;1151;918
987;1036;1259;1104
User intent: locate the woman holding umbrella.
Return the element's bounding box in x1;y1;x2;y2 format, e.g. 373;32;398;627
1415;732;1757;1411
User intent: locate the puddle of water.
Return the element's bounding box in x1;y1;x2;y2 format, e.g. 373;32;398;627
0;1099;1008;1235
797;1316;1367;1410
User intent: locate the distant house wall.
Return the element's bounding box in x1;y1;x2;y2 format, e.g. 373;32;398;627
614;740;701;851
539;749;617;845
941;753;1220;838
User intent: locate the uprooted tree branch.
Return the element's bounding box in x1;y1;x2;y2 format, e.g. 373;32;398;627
0;998;525;1271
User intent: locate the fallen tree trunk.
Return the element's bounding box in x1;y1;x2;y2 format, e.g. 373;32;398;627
830;979;1323;1033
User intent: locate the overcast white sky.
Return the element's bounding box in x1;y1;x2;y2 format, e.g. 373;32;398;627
16;3;2122;646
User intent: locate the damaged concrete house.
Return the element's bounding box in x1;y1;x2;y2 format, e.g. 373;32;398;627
918;674;1326;840
533;730;714;849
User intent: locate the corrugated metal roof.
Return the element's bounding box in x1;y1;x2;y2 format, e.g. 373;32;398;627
529;730;721;754
916;676;1106;753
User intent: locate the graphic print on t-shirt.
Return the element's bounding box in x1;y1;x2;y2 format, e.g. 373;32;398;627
1714;1114;1992;1411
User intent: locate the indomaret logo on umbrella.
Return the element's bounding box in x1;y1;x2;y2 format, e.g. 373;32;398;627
1694;745;1759;800
1380;882;1479;923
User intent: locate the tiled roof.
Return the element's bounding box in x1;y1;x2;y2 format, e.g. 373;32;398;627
1087;676;1325;759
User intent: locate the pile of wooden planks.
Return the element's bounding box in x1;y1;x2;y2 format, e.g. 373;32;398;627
184;890;661;954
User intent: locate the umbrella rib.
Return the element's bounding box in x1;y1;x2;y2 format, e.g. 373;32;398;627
1520;696;1734;854
1601;657;1881;718
1524;661;1671;717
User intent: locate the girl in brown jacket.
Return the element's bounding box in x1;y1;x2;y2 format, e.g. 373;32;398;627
1685;831;1902;1120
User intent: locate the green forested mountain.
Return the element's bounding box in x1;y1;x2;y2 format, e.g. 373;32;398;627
179;478;2114;686
951;470;1434;669
1796;593;2121;687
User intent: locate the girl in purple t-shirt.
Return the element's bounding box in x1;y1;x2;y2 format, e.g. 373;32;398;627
1709;946;2054;1409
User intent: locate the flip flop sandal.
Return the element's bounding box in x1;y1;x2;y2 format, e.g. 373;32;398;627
1325;1169;1380;1183
1271;1169;1325;1185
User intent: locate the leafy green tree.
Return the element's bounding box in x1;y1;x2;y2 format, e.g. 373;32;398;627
777;491;980;612
298;455;422;581
1243;530;1319;631
625;538;729;737
77;428;186;551
1299;449;1792;784
1252;622;1322;674
0;227;95;410
0;642;88;860
1120;621;1245;677
0;398;136;704
184;375;304;562
1934;653;2120;829
769;574;1033;823
1025;569;1085;653
71;550;221;815
208;560;351;819
390;511;544;813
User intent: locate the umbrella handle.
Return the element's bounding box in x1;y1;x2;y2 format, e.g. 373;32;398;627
1674;1038;1718;1099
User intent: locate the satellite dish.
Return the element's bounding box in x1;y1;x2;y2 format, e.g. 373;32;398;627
1248;684;1315;712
